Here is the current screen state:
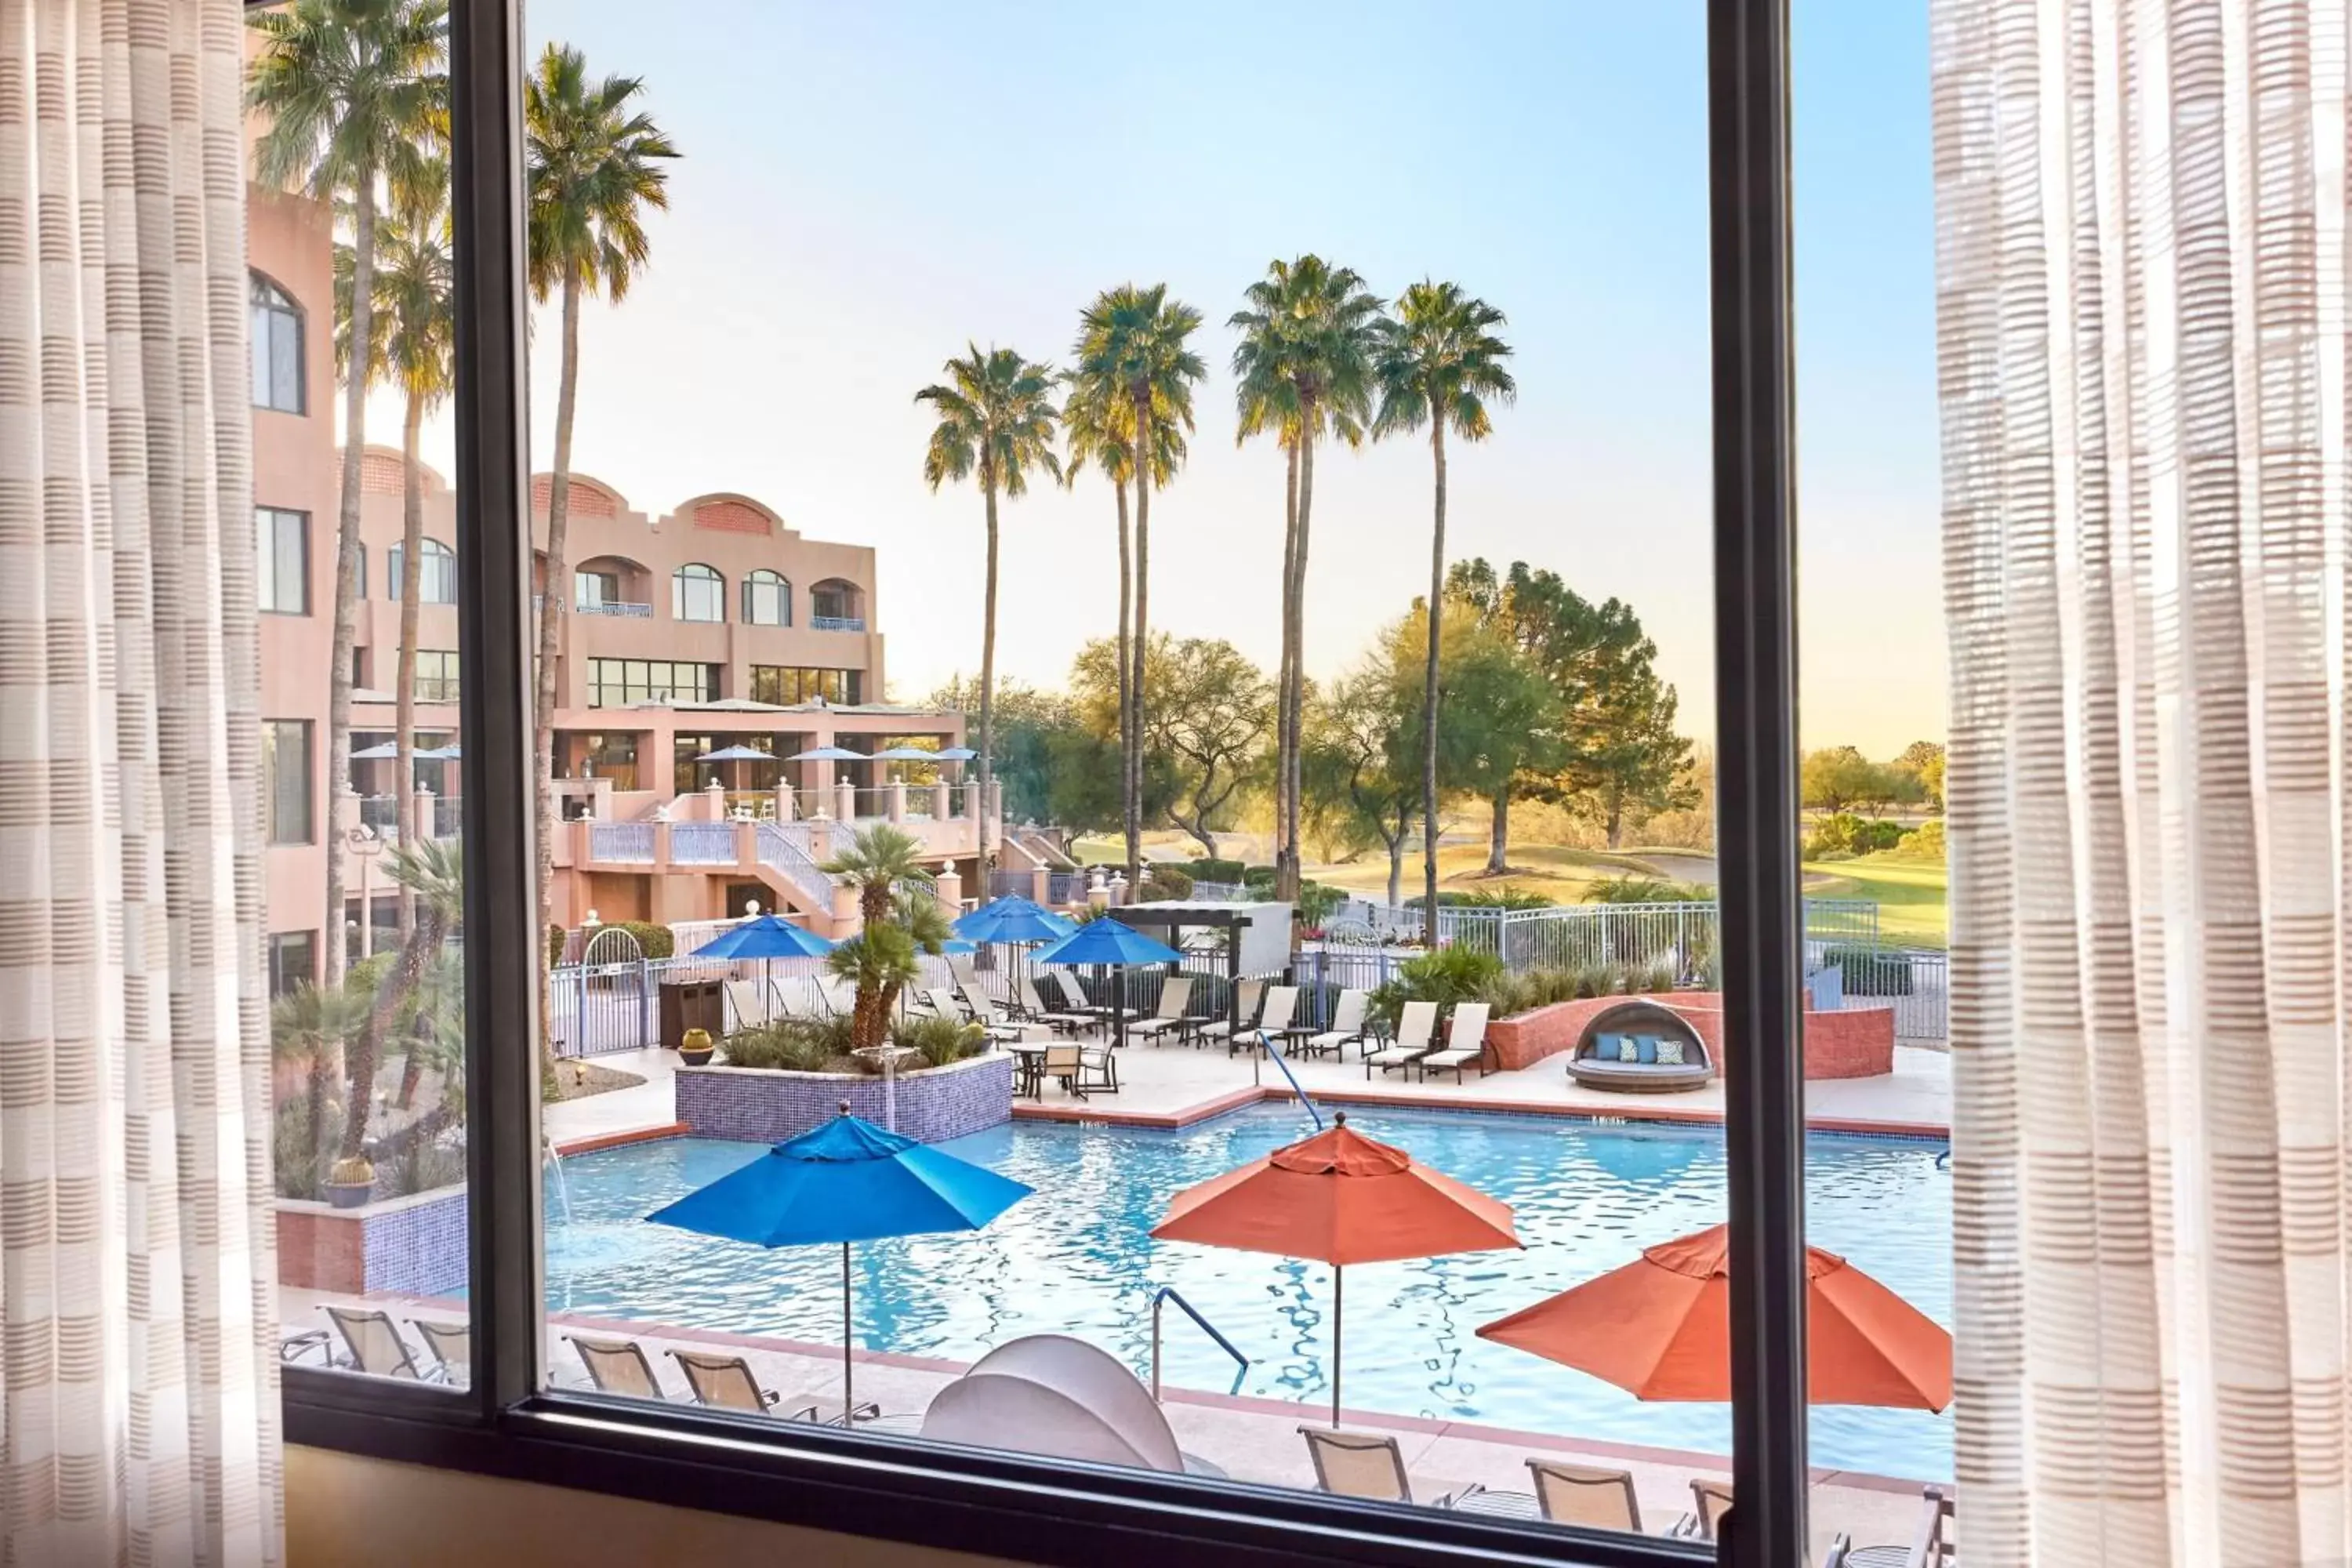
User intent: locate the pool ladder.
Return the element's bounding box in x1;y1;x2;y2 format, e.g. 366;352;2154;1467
1150;1287;1249;1401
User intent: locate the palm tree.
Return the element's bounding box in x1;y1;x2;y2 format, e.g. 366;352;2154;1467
273;980;368;1196
1070;286;1205;891
1370;281;1516;937
340;836;463;1162
249;0;448;985
525;44;677;1066
1230;258;1381;901
1062;326;1189;887
337;175;454;937
916;347;1064;869
820;825;938;1048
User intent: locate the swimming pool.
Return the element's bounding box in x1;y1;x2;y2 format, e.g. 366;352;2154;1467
546;1105;1951;1479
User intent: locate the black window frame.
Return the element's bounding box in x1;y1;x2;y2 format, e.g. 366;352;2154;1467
390;535;459;604
267;929;318;997
742;567;790;626
672;560;725;622
262;717;314;846
279;1;1810;1563
256;504;310;615
413;648;462;704
250;268;306;414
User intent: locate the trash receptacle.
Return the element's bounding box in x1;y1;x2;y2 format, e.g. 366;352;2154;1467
659;978;724;1052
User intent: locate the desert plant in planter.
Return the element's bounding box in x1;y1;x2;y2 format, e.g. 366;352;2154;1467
326;1156;376;1210
679;1025;714;1066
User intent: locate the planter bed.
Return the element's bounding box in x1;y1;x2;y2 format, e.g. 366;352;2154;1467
675;1049;1014;1145
278;1184;470;1298
1485;990;1895;1080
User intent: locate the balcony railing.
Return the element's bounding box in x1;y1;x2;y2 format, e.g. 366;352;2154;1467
589;821;656;863
575;599;653;618
670;821;739;866
811;615;866;632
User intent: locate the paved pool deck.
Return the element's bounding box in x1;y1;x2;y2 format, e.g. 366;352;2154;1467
284;1284;1940;1559
544;1036;1951;1154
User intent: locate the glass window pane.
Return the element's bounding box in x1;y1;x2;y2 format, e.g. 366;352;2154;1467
246;9;472;1385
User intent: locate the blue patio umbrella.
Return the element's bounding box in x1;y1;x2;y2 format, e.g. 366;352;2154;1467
697;744;777;763
931;747;978;761
866;746;943;761
952;895;1076;946
693;916;835;1026
648;1108;1031;1417
787;745;869;762
1030;919;1187;1050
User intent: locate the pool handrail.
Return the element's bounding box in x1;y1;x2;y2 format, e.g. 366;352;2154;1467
1150;1287;1249;1401
1255;1036;1323;1130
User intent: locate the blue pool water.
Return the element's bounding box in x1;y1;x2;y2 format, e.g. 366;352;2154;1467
546;1105;1951;1479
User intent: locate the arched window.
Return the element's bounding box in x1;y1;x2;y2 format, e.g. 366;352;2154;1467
389;539;457;605
742;568;790;626
673;562;725;622
249;272;304;413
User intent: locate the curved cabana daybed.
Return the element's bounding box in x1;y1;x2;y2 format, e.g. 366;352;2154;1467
1565;1000;1713;1094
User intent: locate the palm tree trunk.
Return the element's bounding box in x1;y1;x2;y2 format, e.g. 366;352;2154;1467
394;388;426;939
535;270;583;1078
1421;420;1448;942
324;187;377;988
979;466;1000;875
1284;410;1318;902
342;904;445;1160
1274;441;1300;898
306;1057;330;1189
1127;394;1152;894
1115;474;1132;873
1486;782;1511;874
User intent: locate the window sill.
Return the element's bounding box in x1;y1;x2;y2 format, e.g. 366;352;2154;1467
283;1379;1705;1568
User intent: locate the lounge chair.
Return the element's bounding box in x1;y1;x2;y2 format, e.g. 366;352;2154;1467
1077;1040;1120;1094
1564;1000;1713;1094
1298;989;1367;1058
321;1305;436;1381
412;1319;470;1386
1017;975;1092;1034
1125;976;1196;1045
947;951;982;995
1416;1002;1491;1083
1688;1477;1734;1541
967;991;1034;1045
1194;979;1264;1048
724;978;768;1033
924;986;975;1024
1298;1427;1480;1508
669;1348;819;1421
1232;985;1299;1057
1531;1460;1693;1534
1048;968;1108;1030
1827;1484;1951;1568
1364;1001;1439;1079
569;1334;670;1401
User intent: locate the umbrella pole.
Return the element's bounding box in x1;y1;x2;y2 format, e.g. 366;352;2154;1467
1331;1264;1344;1428
842;1240;855;1424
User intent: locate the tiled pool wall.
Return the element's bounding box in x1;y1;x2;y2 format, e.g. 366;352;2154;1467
675;1051;1014;1145
278;1185;470;1298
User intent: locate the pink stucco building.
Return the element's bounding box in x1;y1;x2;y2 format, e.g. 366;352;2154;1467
251;180;989;989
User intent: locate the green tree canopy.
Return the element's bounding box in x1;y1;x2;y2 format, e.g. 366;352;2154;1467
1073;635;1272;856
1387;601;1562;873
1301;659;1420;906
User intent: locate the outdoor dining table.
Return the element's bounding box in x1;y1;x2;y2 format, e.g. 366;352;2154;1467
1006;1042;1052;1099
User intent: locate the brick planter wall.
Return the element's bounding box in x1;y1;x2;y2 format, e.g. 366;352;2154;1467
277;1185;470;1298
675;1050;1014;1145
1484;991;1895;1080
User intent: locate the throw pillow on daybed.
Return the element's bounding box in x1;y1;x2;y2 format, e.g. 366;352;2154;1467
1656;1039;1686;1067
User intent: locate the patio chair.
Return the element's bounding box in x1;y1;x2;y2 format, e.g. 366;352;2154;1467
568;1334;671;1401
1232;985;1299;1058
1040;1041;1087;1098
724;978;772;1033
967;991;1033;1045
1298;989;1367;1058
1297;1427;1480;1509
1125;976;1196;1045
669;1349;819;1421
1416;1003;1492;1083
1194;979;1264;1048
412;1319;470;1387
1829;1484;1952;1568
924;986;974;1025
1528;1459;1695;1535
1017;975;1092;1034
1688;1477;1734;1541
1077;1040;1120;1095
1364;1001;1439;1079
947;951;982;994
321;1305;435;1381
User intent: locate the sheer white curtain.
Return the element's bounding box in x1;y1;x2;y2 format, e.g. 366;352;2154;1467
0;0;282;1563
1936;1;2352;1564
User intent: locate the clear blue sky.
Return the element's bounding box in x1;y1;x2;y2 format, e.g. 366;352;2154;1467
385;1;1940;756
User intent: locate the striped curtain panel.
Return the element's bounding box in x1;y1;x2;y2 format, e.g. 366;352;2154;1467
1936;1;2352;1564
0;0;283;1563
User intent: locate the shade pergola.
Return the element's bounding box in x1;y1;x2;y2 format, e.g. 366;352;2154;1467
1109;903;1290;1039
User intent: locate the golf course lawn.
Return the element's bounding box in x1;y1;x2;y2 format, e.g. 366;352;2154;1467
1801;851;1949;948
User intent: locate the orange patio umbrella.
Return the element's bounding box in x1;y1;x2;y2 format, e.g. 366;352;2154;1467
1475;1223;1951;1411
1151;1112;1521;1426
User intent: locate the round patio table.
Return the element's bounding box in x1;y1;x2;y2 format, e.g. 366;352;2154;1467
1005;1042;1051;1099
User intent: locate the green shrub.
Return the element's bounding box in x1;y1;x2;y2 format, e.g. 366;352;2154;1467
1141;866;1195;901
1887;818;1946;860
1295;879;1346;927
1475;966;1587;1018
273;1100;329;1201
1820;945;1913;996
384;1135;466;1198
1403;887;1555;911
546;923;568;970
890;1011;985;1068
1367;945;1505;1033
724;1017;852;1071
608;919;675;959
1584;876;1703;905
1803;813;1911;860
1181;858;1247;883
